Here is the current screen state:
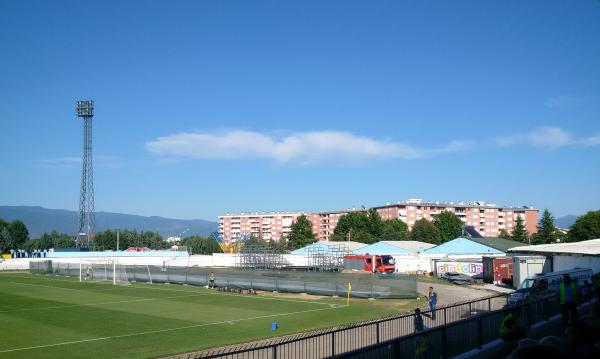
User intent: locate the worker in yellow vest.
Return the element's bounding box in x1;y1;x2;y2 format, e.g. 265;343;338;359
560;274;578;325
500;308;525;341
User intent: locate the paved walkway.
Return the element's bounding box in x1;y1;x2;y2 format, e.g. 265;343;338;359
417;281;501;306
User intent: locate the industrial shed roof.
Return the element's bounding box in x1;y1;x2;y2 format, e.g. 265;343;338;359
290;241;366;254
352;241;434;255
469;237;526;252
508;239;600;256
421;237;504;255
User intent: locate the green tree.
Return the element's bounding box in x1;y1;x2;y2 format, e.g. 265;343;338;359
433;211;463;243
410;218;442;244
0;221;11;252
568;210;600;243
286;214;317;250
511;216;529;243
8;220;29;249
381;219;409;241
367;209;383;239
498;229;511;240
36;230;77;249
534;209;558;244
182;235;223;254
332;210;383;244
94;230;118;250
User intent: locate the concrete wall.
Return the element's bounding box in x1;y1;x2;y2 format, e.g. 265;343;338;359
553;255;600;274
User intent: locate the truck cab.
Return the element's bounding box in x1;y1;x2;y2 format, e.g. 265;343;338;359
343;255;396;273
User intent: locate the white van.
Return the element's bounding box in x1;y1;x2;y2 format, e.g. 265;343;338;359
508;268;592;305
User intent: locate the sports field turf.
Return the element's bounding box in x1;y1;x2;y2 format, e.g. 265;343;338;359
0;273;418;358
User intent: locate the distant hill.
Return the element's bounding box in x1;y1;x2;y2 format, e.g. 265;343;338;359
0;206;217;238
555;214;579;229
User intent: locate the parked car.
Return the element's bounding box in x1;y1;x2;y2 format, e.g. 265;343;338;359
440;272;475;285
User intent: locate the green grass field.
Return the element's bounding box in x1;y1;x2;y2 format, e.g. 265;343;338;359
0;273;418;358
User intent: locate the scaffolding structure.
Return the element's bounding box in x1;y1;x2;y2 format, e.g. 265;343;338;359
307;243;350;272
236;242;285;270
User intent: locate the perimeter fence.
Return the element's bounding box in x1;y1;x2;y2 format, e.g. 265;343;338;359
29;261;417;299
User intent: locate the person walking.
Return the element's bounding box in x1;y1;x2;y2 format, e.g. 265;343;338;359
428;287;438;320
414;308;425;333
560;274;578;325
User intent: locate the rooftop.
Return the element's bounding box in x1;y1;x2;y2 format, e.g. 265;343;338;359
508;239;600;256
469;237;527;252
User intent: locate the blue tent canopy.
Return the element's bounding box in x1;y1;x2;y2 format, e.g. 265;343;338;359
421;237;504;255
352;242;414;255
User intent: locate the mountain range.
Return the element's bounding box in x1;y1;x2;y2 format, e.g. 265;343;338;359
554;214;579;229
0;206;217;239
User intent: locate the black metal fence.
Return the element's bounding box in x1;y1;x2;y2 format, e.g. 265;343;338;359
173;294;509;359
333;284;595;359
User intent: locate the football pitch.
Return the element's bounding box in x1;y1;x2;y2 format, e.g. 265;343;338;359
0;273;417;358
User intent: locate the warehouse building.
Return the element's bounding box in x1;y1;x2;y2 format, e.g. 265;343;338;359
508;238;600;274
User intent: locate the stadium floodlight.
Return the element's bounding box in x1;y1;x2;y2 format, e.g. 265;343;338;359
75;100;96;248
76;100;94;117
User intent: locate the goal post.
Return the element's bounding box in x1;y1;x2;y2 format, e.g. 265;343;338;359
79;259;130;285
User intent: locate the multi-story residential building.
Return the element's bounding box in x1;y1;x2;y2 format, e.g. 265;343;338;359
373;199;538;237
308;210;351;241
218;199;538;242
218;212;303;242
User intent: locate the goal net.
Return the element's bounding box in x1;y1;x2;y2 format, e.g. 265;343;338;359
79;259;131;285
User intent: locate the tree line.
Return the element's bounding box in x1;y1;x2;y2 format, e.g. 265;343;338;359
0;218;223;255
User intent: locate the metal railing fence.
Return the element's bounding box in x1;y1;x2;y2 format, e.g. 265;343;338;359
178;293;508;359
333;284;594;359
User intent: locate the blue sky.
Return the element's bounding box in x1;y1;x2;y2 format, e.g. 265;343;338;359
1;0;599;221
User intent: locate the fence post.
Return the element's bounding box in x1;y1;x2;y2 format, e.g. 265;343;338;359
133;265;136;282
376;322;380;343
488;297;491;311
392;340;400;357
469;302;472;316
444;307;447;325
272;344;277;359
331;331;335;356
477;315;483;348
441;325;448;359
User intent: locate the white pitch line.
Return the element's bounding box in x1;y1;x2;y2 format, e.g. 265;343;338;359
0;293;207;314
0;305;347;354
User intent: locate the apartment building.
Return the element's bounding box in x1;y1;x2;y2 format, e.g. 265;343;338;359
218;199;538;242
373;199;538;237
218;212;301;241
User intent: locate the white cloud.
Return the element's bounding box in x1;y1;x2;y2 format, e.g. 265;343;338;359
495;127;572;149
581;134;600;146
146;130;474;164
32;156;121;169
544;95;579;108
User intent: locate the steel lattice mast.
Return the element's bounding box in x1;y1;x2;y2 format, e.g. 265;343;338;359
76;100;95;248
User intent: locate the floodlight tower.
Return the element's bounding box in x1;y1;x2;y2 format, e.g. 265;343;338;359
76;100;95;248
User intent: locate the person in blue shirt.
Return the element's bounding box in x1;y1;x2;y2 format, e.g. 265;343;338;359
560;274;578;325
428;287;438;320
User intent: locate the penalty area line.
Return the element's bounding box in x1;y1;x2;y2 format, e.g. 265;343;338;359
0;305;348;354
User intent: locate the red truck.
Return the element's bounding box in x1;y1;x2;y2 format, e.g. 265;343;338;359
343;255;396;273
